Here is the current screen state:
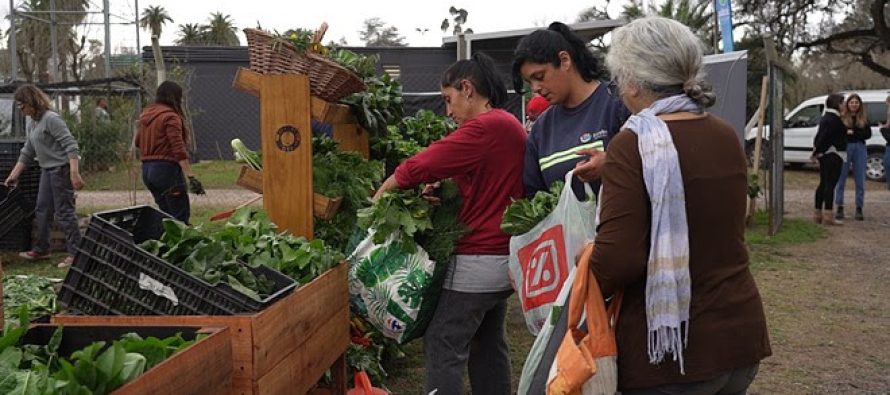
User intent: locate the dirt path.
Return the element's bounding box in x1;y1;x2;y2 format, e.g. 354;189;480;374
75;188;257;209
750;172;890;394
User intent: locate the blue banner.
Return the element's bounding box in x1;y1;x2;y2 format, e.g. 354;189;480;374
716;0;734;52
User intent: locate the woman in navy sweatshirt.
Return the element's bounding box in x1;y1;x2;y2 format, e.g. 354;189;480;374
374;52;526;395
811;93;846;225
512;22;630;199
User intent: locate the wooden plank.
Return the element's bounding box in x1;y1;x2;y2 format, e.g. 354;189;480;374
114;327;233;395
332;124;369;159
251;262;348;376
238;166;342;220
237;166;264;194
260;74;314;238
330;354;349;395
233;68;354;124
256;306;349;395
233;68;261;97
311;97;356;124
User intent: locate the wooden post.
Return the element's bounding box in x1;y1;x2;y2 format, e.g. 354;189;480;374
747;75;770;225
260;74;314;238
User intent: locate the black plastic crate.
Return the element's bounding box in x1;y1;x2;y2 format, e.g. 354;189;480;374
57;205;297;316
0;223;31;251
0;185;34;240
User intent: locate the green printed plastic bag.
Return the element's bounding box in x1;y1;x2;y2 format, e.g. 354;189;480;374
348;231;443;344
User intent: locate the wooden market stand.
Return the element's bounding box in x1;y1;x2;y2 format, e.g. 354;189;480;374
55;67;369;395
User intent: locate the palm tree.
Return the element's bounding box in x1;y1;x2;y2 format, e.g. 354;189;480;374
140;5;173;86
203;12;239;46
176;23;205;46
621;0;713;50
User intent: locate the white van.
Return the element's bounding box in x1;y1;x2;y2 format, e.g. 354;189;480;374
744;90;888;181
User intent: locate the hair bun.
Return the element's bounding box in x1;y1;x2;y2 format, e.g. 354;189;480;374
683;79;716;107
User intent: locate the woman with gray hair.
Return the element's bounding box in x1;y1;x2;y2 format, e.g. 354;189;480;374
588;16;771;393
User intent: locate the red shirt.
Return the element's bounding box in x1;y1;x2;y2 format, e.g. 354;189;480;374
394;109;526;255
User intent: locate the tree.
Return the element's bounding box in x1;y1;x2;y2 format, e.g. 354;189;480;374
620;0;714;51
203;12;240;46
10;0;89;82
140;5;173;86
795;0;890;77
359;18;408;47
176;23;205;46
441;6;473;35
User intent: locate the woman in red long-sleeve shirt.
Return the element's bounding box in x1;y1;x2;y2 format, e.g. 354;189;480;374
374;53;526;395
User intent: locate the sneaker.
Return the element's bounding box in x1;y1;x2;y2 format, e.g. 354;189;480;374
855;207;864;221
57;256;75;268
18;250;50;260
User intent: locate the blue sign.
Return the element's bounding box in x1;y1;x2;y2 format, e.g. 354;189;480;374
716;0;734;52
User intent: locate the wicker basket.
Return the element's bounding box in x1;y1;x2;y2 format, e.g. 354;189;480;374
244;28;365;102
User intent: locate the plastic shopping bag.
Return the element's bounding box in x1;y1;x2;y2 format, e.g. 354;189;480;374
517;265;577;395
348;231;444;344
546;243;621;395
508;170;597;335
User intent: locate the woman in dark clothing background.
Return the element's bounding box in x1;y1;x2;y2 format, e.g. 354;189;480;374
811;93;847;226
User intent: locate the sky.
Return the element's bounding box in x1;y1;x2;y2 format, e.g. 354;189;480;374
2;0;628;53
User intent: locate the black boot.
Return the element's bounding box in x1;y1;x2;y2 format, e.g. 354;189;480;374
855;207;864;221
835;205;844;220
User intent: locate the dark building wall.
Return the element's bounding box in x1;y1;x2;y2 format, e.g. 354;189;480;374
143;46;746;160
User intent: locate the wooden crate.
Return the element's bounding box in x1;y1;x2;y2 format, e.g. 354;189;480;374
54;262;350;395
18;324;233;395
237;166;343;220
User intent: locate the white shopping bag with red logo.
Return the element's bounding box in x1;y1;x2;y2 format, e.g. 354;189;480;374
508;170;597;335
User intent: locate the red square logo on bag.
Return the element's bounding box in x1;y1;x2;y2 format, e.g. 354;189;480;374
517;225;568;312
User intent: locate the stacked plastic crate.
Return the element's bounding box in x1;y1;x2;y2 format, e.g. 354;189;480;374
0;140;41;251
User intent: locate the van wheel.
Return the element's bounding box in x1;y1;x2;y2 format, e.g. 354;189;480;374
866;150;885;182
745;139;772;170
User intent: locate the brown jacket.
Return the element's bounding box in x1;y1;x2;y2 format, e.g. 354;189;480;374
591;114;771;390
136;103;189;163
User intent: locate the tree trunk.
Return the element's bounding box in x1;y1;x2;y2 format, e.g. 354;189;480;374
152;35;166;87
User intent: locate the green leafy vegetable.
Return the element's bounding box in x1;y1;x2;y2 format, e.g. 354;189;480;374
140;219;275;301
500;181;565;236
356;190;432;253
231;138;262;170
3;276;58;327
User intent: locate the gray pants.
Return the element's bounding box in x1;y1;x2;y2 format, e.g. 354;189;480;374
34;165;80;256
424;289;513;395
621;364;760;395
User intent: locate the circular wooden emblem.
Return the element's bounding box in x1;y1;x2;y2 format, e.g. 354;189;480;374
275;125;301;152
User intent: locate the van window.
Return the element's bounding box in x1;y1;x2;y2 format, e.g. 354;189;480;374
865;102;887;126
787;105;824;128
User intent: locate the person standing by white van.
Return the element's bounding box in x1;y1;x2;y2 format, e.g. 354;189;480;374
834;93;871;221
881;94;890;191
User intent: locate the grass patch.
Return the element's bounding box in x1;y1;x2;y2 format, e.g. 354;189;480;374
82;160;243;191
1;253;69;279
745;210;826;246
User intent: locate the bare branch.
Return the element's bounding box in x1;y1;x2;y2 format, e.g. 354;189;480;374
795;29;876;49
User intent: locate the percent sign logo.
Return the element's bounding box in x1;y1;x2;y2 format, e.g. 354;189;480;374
517;225;568;311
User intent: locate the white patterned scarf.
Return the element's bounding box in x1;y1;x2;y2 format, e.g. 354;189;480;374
621;94;701;374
